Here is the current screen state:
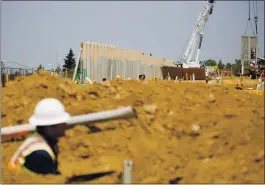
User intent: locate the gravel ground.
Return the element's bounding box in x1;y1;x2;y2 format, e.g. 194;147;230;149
1;71;264;183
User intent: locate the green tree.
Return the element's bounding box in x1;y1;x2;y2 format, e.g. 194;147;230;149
225;63;232;69
217;59;225;69
63;48;76;71
231;59;242;75
199;60;207;67
234;59;241;65
55;65;61;74
206;59;217;66
37;64;44;71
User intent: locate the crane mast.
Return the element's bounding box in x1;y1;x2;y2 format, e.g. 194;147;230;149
177;0;216;68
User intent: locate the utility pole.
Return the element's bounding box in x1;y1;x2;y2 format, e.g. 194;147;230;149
1;60;6;87
230;64;233;77
56;48;59;67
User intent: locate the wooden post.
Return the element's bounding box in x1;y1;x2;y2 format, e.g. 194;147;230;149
240;75;244;87
5;74;9;83
1;74;5;87
65;69;68;79
123;160;133;184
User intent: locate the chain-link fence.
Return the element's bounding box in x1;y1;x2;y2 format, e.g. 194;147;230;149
1;67;35;87
50;69;74;79
4;67;34;80
1;65;77;87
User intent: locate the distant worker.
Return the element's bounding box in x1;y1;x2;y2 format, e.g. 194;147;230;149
8;98;70;174
261;70;264;82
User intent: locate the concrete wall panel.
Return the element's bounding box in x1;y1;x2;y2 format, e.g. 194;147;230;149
80;42;175;81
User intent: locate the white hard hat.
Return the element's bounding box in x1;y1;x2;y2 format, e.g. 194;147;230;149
29;98;70;126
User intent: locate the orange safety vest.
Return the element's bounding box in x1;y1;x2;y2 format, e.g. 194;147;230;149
8;133;56;173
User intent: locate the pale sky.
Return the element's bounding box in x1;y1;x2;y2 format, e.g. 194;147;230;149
1;1;264;69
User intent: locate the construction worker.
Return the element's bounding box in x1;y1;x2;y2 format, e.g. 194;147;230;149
261;70;264;82
8;98;70;174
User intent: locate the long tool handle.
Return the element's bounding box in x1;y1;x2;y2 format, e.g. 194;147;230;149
1;106;136;138
1;125;35;142
67;106;135;125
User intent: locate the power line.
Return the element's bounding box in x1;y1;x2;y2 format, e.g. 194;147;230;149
252;0;256;17
244;0;255;35
254;0;258;35
2;60;33;70
248;0;251;20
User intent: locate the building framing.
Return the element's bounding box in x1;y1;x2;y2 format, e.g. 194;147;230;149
76;42;175;82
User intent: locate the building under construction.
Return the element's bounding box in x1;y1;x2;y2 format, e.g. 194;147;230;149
76;42;175;81
76;42;206;81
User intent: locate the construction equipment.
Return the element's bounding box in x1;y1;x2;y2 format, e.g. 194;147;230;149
257;57;265;69
175;0;216;68
241;0;260;77
176;0;261;77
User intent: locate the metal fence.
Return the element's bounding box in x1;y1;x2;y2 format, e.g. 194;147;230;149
1;67;75;87
46;69;74;79
1;67;34;82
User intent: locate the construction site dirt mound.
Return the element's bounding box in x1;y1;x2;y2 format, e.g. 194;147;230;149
2;71;264;183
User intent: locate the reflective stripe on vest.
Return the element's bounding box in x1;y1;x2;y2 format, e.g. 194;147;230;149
8;134;56;172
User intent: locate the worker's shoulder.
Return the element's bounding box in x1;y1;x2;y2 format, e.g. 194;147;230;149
20;135;54;158
26;150;53;161
23;134;43;144
18;134;44;151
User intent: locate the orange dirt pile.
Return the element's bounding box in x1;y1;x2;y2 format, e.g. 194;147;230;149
2;71;264;183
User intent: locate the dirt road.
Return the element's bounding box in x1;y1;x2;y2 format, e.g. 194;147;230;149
2;71;264;183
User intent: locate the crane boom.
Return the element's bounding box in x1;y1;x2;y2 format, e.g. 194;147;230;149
176;0;216;68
